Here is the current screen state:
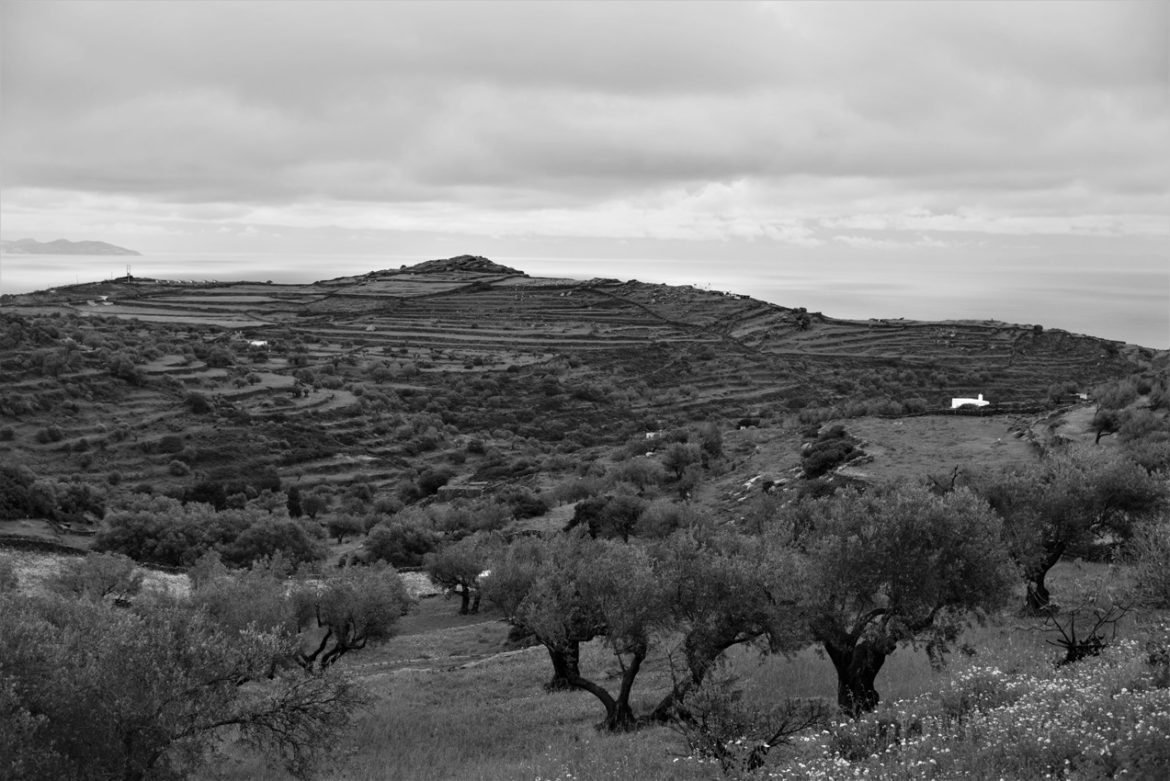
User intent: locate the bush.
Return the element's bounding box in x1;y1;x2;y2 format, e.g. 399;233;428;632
0;592;361;780
222;518;325;569
45;552;143;603
364;521;439;567
416;467;455;497
187;391;212;414
0;465;38;520
292;566;413;670
35;425;64;445
497;486;549;520
96;496;308;568
566;494;647;542
1129;521;1170;609
168;459;191;477
325;514;366;544
613;457;669;493
549;475;608;504
801;426;864;479
157;434;184;454
635;499;698;538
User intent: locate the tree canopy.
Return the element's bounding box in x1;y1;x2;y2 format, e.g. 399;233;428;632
972;446;1166;612
793;483;1017;715
1;592;362;781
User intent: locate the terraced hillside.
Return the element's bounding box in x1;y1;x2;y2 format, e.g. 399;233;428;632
0;255;1156;517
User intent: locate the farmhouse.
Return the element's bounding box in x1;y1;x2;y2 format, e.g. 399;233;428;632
951;393;990;409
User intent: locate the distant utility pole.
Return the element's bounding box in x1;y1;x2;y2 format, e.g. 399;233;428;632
126;264;132;279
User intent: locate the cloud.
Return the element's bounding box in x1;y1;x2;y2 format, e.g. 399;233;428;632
2;1;1166;247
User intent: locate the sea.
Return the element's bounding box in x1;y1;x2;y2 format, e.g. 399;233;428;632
1;251;1166;349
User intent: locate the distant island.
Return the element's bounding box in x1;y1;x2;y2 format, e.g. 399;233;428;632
0;238;140;256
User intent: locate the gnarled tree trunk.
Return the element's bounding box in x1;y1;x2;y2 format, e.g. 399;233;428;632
648;628;757;722
570;648;645;732
545;642;581;692
823;637;889;717
811;611;895;718
1024;544;1066;614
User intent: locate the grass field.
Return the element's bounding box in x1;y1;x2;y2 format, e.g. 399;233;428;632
176;560;1169;781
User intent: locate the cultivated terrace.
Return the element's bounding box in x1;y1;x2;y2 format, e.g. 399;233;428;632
2;255;1168;780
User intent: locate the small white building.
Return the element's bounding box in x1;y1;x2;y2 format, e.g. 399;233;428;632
951;393;990;409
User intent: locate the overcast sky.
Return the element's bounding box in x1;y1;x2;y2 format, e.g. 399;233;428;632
2;1;1167;334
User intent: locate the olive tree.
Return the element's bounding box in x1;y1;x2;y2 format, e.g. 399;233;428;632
484;533;600;691
46;552;143;604
0;593;363;781
293;565;413;671
483;534;588;691
647;529;806;722
794;483;1016;716
514;536;671;731
973;447;1166;612
425;532;500;615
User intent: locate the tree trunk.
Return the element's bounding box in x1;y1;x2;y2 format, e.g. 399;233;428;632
458;586;471;615
569;649;644;732
606;649;644;731
545;642;581;691
1024;544;1065;614
1025;575;1051;614
470;589;481;615
648;631;745;722
823;637;890;718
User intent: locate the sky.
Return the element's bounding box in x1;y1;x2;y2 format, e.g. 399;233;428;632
1;1;1167;340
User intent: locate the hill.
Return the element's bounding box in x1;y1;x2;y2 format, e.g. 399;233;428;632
0;254;1162;549
0;238;141;255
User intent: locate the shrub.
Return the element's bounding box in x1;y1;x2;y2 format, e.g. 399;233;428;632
1129;521;1170;609
45;552;143;603
497;486;549;520
187;391;212;414
35;425;64;445
0;592;361;781
364;520;439;567
801;426;864;479
222;518;325;569
635;499;698;538
325;514;365;544
292;566;413;670
168;459;191;477
566;494;647;542
613;457;669;493
416;467;455;497
0;465;38;520
549;475;607;504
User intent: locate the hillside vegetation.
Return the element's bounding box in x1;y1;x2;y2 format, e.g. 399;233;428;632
2;255;1168;780
0;255;1155;514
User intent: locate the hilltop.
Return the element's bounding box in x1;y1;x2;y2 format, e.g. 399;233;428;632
0;254;1163;550
0;238;141;255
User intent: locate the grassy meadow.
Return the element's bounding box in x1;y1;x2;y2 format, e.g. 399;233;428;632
195;560;1170;781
